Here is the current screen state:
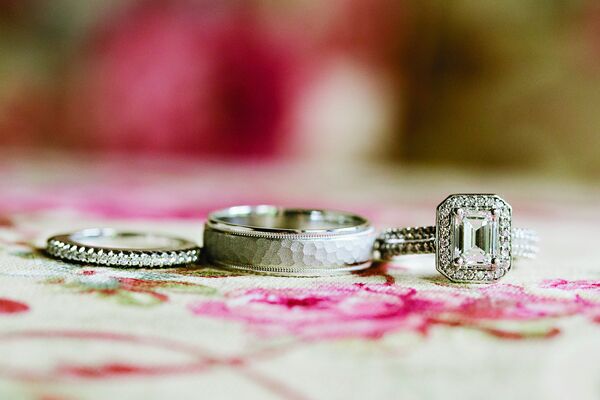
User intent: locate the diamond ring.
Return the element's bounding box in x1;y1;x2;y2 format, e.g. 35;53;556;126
203;205;376;276
47;228;201;267
375;194;539;283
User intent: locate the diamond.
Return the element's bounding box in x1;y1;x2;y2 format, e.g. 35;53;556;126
117;252;125;262
452;208;498;268
107;251;118;264
130;253;140;266
96;250;105;264
87;248;96;263
140;254;151;266
78;247;87;262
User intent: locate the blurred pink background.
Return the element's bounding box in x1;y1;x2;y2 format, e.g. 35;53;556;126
1;0;600;176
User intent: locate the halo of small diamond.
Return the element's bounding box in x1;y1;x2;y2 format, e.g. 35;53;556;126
436;194;512;283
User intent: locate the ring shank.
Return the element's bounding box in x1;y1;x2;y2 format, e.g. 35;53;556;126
208;205;371;235
375;226;538;259
70;228;195;251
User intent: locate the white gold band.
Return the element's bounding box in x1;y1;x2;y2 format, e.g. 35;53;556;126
203;206;376;276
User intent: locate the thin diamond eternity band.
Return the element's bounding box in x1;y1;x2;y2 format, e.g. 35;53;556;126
47;228;201;267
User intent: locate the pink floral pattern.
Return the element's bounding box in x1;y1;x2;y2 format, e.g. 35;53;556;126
0;298;29;314
45;269;216;306
189;281;600;341
540;279;600;292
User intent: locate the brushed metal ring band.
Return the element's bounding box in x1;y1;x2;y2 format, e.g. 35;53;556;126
47;228;201;267
203;205;376;276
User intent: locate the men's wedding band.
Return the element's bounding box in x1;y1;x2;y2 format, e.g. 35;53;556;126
375;194;539;283
47;228;201;267
203;205;376;276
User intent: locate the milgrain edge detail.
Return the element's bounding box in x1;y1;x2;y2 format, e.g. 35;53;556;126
203;225;376;276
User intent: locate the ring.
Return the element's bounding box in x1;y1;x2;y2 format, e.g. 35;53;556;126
375;194;539;283
203;205;376;276
46;228;201;267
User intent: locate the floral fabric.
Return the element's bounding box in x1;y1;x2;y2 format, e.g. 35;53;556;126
0;161;599;400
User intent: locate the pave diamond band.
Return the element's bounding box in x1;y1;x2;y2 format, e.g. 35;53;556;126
203;206;376;276
374;226;437;257
375;227;538;259
510;228;540;259
47;229;201;267
375;194;539;283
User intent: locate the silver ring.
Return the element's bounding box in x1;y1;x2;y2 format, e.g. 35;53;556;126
46;228;201;267
375;194;539;283
203;205;376;276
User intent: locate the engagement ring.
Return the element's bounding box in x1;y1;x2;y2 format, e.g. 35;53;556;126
375;194;539;283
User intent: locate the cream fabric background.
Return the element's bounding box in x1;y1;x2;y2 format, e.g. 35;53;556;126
0;159;598;400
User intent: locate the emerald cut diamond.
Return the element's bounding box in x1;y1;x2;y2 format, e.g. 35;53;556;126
436;194;512;283
452;209;498;267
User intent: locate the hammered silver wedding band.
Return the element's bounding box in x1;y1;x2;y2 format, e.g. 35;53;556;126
375;194;539;283
47;228;201;267
203;205;376;276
